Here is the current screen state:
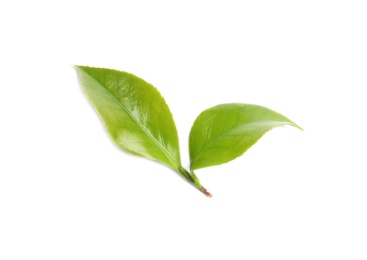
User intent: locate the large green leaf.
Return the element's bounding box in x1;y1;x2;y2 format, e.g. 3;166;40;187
75;66;181;170
189;103;302;170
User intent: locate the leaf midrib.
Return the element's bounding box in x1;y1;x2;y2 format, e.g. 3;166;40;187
191;120;281;167
83;70;178;168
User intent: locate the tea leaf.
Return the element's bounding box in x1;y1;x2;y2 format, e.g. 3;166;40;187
189;103;302;170
75;66;181;170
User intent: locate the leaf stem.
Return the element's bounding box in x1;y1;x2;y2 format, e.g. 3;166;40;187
178;166;212;197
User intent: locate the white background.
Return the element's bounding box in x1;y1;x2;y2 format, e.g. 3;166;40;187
1;0;366;259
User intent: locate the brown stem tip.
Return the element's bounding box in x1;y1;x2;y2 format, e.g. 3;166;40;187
201;186;213;198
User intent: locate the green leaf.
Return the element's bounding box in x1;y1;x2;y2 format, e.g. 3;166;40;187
75;66;181;170
189;103;302;170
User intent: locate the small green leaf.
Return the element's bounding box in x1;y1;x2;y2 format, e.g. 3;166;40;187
189;103;302;170
75;66;181;170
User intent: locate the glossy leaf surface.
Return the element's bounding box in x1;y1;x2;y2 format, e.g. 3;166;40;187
189;103;302;170
75;66;181;170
